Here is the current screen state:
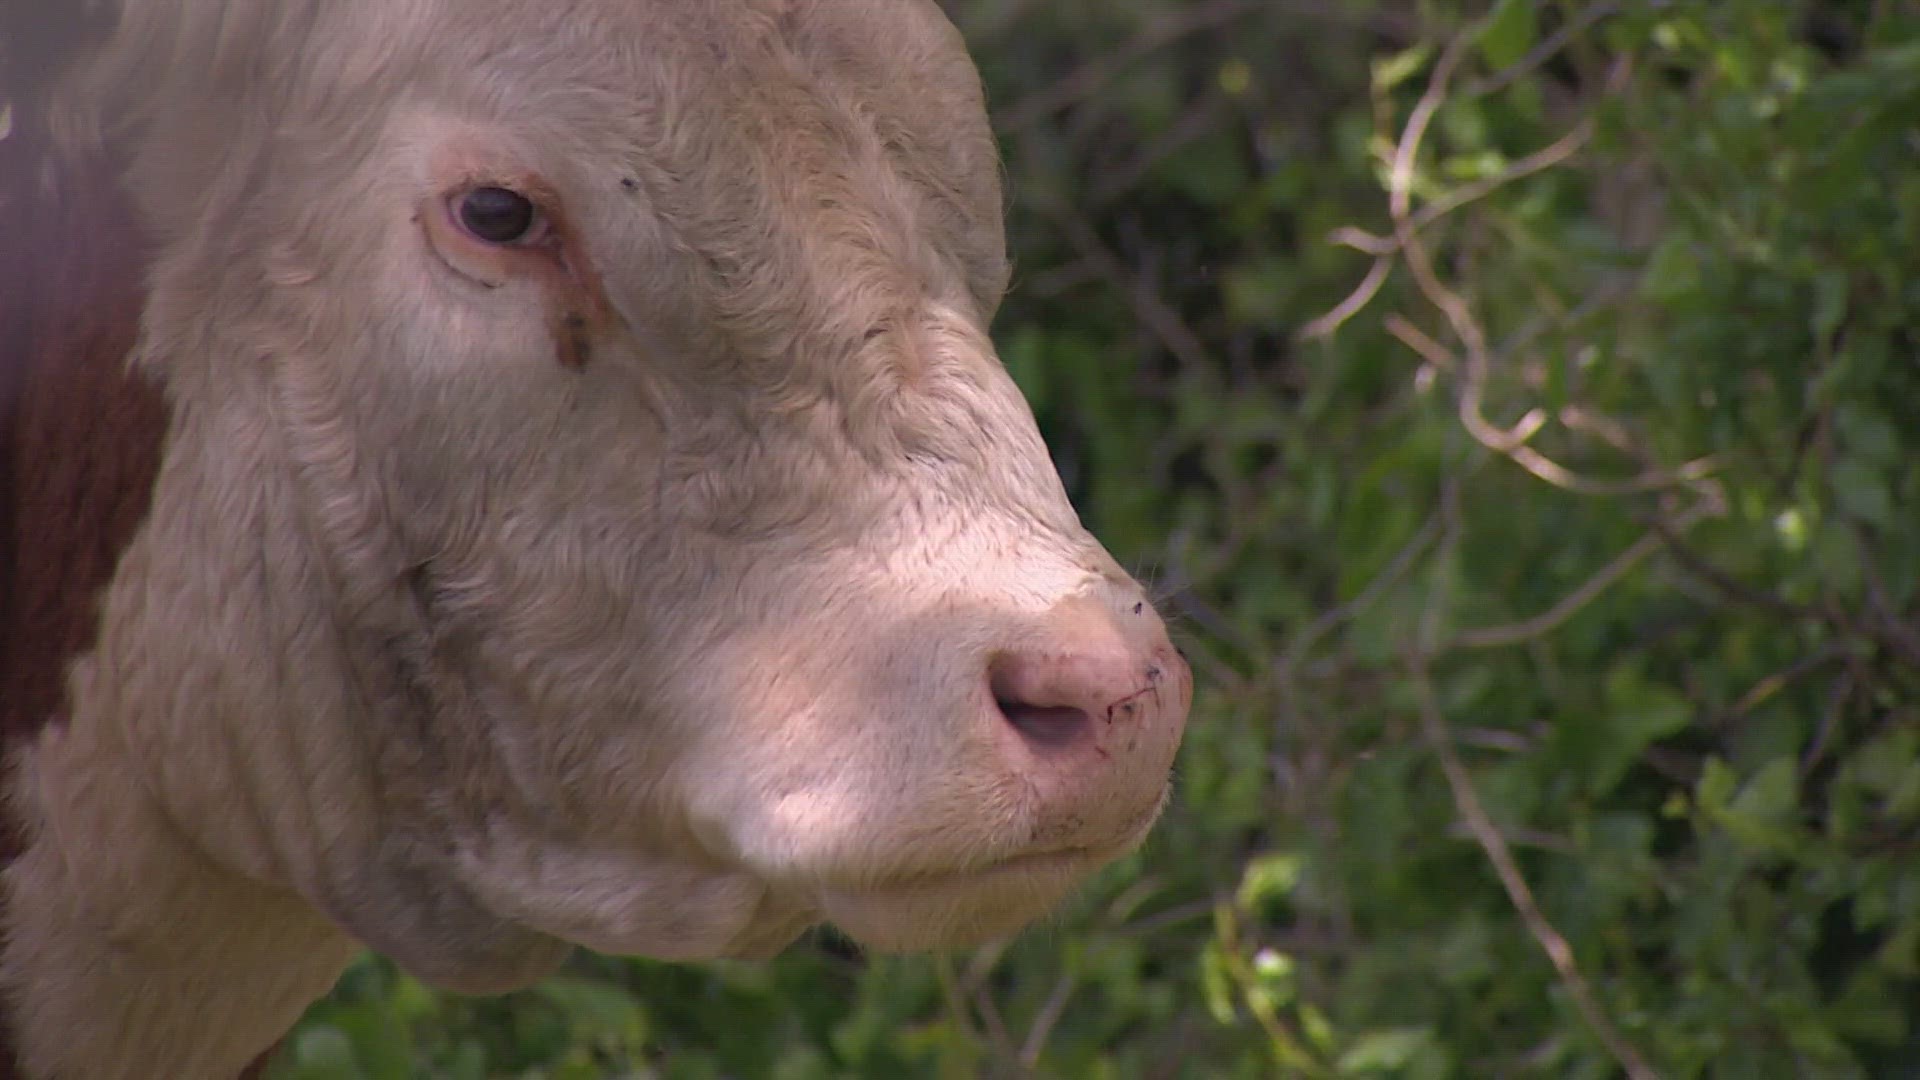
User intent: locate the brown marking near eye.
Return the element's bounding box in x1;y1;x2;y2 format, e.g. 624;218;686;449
420;142;620;370
540;208;616;370
552;310;594;369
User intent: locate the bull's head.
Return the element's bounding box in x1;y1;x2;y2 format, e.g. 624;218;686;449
50;0;1192;994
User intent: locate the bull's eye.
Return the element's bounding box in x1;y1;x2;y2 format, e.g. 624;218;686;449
456;186;538;243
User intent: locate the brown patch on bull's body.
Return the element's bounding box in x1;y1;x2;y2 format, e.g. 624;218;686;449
0;103;277;1080
0;129;161;768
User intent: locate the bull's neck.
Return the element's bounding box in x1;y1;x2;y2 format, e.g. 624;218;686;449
0;429;363;1080
0;126;353;1078
3;683;361;1080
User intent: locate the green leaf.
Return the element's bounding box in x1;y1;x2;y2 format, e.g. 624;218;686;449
1832;456;1893;526
289;1025;358;1078
1734;757;1800;822
1338;1026;1435;1074
1479;0;1537;72
1250;947;1298;1009
1711;756;1804;855
1697;756;1738;812
1199;941;1237;1026
1581;664;1694;796
1302;1004;1338;1054
1237;851;1304;912
1811;269;1850;342
1835;403;1901;466
1372;43;1433;93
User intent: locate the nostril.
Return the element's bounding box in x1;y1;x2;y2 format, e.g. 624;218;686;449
988;652;1094;750
995;698;1091;749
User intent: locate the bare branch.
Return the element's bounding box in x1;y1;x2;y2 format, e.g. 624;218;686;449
998;0;1260;134
1278;505;1444;679
1643;518;1817;623
1843;516;1920;670
1460;2;1626;98
1801;669;1854;776
1450;494;1720;650
1029;184;1215;374
1405;656;1661;1080
1725;643;1852;721
1299;253;1394;341
1018;969;1078;1069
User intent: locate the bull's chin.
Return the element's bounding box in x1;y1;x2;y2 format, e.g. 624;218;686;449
819;844;1117;954
816;793;1170;953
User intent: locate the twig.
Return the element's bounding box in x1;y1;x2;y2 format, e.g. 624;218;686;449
1302;86;1596;342
1643;519;1816;623
939;951;1024;1075
1300;34;1477;347
1843;516;1920;669
1315;31;1683;504
1279;507;1444;674
998;0;1260;134
1327;118;1598;266
1498;444;1720;498
1090;86;1229;203
1460;1;1625;98
972;984;1021;1072
934;954;984;1045
1384;313;1464;375
993;0;1427;133
1499;275;1637;365
1018;970;1078;1069
1405;656;1661;1080
1031;186;1215;373
1724;643;1850;721
1214;903;1332;1077
1299;255;1394;341
1445;821;1576;854
1450;494;1719;650
1801;669;1854;776
952;0;1052;46
1395;306;1717;496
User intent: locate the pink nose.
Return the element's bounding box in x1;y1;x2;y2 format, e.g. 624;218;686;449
987;594;1190;754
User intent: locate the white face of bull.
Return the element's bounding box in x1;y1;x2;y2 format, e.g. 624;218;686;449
65;0;1191;991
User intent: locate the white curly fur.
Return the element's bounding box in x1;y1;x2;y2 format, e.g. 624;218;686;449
2;3;1190;1076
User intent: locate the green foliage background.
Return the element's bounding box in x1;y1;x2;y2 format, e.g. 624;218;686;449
276;2;1920;1077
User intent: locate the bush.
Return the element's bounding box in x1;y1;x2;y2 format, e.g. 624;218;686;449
270;2;1920;1077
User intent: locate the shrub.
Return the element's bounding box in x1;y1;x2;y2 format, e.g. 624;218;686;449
258;2;1920;1076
